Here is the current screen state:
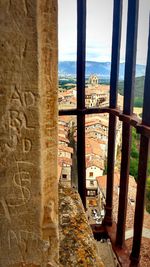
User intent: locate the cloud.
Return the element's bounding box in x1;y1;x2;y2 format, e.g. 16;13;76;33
58;0;150;64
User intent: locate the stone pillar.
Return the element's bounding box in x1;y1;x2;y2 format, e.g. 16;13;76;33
0;1;58;266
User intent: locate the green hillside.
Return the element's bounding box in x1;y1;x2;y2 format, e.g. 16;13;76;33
130;128;150;213
118;76;145;107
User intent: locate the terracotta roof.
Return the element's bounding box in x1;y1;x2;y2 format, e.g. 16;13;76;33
125;212;150;266
86;114;108;121
58;129;67;136
97;173;136;231
143;211;150;229
86;138;104;157
58;93;64;99
60;88;76;99
59;145;73;154
86;148;103;158
96;172;136;193
69;96;76;104
96;172;120;202
85;88;108;96
126;237;150;267
88;136;107;144
112;187;135;230
66;88;76;93
128;176;137;200
86;137;101;145
58;136;69;144
58;124;68;131
87;84;109;92
96;176;106;190
85;119;108;128
87;128;107;134
61;91;74;98
58;116;71;123
58;157;72;166
86;159;104;170
86;137;107;145
97;172;150;234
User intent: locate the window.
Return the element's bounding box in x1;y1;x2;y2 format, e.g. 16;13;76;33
129;198;135;205
89;172;93;177
87;190;96;196
62;174;67;179
90;181;94;186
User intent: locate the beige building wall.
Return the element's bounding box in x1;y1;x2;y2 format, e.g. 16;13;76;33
86;166;103;182
60;165;71;186
0;1;58;266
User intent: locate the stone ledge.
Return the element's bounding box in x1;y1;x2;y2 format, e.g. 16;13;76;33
59;183;104;267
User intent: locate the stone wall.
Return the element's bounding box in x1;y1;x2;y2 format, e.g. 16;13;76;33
59;183;104;267
0;1;58;266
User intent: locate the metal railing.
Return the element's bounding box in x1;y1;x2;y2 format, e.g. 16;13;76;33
59;0;150;265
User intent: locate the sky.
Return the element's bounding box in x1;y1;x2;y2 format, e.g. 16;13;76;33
58;0;150;65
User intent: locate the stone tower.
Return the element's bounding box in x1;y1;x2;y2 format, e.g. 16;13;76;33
0;1;59;266
89;75;99;87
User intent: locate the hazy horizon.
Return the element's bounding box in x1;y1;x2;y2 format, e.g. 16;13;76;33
58;60;146;66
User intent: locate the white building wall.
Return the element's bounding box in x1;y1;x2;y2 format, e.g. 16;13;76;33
86;179;98;189
86;166;103;180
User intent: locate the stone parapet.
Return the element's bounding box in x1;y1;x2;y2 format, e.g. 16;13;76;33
0;1;58;266
59;183;104;267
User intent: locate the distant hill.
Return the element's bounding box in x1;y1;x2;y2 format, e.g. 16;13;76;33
118;76;145;107
58;61;146;79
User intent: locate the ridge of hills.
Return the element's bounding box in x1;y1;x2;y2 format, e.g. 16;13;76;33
59;61;146;79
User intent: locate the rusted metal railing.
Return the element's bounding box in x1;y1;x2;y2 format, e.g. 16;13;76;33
103;0;123;227
130;22;150;265
116;0;139;248
76;0;86;208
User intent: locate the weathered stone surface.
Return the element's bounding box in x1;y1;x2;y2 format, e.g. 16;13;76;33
0;1;58;266
59;183;104;267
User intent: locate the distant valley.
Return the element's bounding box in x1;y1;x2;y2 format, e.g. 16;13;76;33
59;61;146;80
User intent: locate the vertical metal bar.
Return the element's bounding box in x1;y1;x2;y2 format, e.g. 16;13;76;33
116;0;139;247
77;0;86;208
123;1;139;115
141;24;150;127
130;136;149;266
130;23;150;266
116;122;132;245
110;0;123;109
103;0;123;226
